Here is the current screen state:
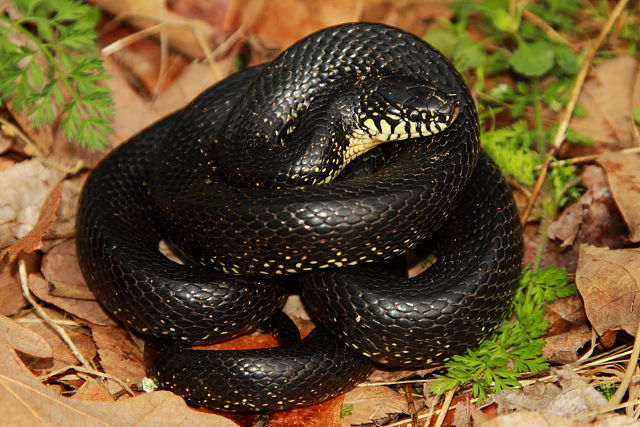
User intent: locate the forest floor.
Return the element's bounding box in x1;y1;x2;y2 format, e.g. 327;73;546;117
0;0;639;426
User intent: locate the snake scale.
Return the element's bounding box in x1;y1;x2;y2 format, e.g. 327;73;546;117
76;23;524;412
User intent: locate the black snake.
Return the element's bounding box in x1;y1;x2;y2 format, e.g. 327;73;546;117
76;23;523;412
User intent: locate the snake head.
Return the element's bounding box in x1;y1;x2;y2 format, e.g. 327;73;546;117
352;76;461;144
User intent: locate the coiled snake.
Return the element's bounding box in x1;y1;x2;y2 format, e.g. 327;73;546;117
76;23;523;412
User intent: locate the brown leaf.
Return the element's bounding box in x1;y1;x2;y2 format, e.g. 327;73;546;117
1;180;62;264
69;380;114;402
492;367;606;420
545;295;588;336
480;411;582;426
575;245;640;338
45;174;87;251
598;152;640;242
542;325;592;364
0;341;239;426
226;0;362;50
90;0;219;59
91;326;145;394
0;159;63;252
41;240;94;300
0;315;52;358
0;261;26;316
542;296;591;364
569;56;640;150
28;273;115;327
545;165;627;273
362;0;454;38
18;308;97;375
270;396;343;427
340;385;407;426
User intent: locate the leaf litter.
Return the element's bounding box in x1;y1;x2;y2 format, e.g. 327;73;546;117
0;0;640;426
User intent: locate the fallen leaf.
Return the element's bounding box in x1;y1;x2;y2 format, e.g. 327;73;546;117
598;152;640;242
150;59;228;114
1;180;62;263
479;410;581;426
27;273;115;326
543;325;592;364
0;341;239;426
340;385;407;426
362;0;454;37
41;240;94;300
492;367;606;421
545;295;588;336
18;308;97;375
0;261;26;316
270;396;343;427
89;0;219;60
0;159;63;250
226;0;362;50
45;174;87;252
569;55;640;150
545;165;627;273
91;326;145;395
542;296;592;364
98;23;192;97
69;380;114;402
575;245;640;338
0;315;52;358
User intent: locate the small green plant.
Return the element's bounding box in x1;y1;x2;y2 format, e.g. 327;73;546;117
420;0;629;400
597;383;617;401
430;265;575;401
0;0;113;149
340;404;353;418
425;0;592;208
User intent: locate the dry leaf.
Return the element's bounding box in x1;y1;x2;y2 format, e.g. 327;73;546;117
362;0;454;37
545;165;627;273
569;56;640;149
479;411;583;426
542;296;591;364
340;385;407;426
542;326;592;364
270;396;343;427
91;326;145;394
226;0;363;50
41;240;94;300
1;180;62;263
45;174;87;251
0;315;52;358
493;367;606;420
0;159;63;249
18;308;97;375
598;152;640;242
89;0;219;59
575;245;640;338
28;273;115;327
0;261;26;316
99;23;192;96
69;380;115;402
0;341;239;426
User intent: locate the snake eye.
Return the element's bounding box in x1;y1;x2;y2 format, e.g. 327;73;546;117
409;110;420;121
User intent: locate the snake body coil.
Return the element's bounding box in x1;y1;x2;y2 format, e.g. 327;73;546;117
76;23;523;412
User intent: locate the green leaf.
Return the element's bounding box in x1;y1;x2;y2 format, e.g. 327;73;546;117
452;36;487;72
510;41;555;76
553;45;580;74
340;404;353;418
1;0;113;148
430;264;572;400
481;120;539;185
633;107;640;125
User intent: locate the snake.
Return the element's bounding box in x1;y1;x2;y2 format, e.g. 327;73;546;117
76;23;524;412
